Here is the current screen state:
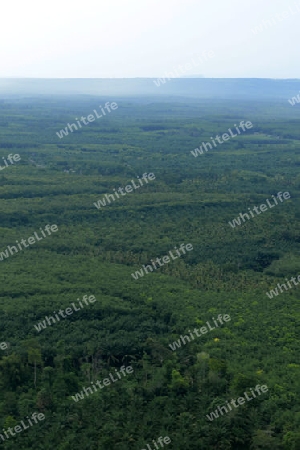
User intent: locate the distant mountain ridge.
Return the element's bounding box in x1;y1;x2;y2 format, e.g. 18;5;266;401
0;78;299;99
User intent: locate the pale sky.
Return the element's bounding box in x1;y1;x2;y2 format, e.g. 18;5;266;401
1;0;299;78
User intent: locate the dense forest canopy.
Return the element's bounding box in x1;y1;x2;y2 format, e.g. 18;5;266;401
0;89;299;449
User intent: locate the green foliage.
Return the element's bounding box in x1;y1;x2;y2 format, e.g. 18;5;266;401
0;96;299;448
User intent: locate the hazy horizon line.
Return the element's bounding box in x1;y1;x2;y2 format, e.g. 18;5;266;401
0;77;299;80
